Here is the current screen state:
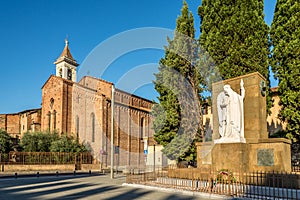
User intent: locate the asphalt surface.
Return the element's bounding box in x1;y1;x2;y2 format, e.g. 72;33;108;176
0;173;226;200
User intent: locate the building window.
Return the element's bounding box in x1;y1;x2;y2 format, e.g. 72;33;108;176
47;111;51;130
59;68;62;77
140;117;144;139
76;95;80;103
76;115;79;139
91;113;95;142
50;98;54;109
67;69;72;80
53;110;57;130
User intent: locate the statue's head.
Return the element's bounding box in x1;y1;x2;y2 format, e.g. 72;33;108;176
224;85;231;95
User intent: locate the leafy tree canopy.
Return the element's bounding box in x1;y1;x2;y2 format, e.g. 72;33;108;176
20;131;59;152
50;134;88;153
20;131;88;153
0;129;13;154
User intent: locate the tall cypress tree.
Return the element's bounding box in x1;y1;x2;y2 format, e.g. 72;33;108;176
198;0;271;110
270;0;300;142
153;1;204;161
199;0;269;79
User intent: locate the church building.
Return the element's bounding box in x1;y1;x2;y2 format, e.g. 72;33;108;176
41;40;156;169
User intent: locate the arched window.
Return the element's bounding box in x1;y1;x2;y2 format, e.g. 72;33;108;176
76;115;79;139
91;113;95;142
59;68;62;77
50;98;54;109
67;69;72;80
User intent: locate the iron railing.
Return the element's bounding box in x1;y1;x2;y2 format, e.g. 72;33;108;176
126;166;300;199
0;152;97;165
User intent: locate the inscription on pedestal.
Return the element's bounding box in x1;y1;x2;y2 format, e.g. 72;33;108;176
257;149;274;166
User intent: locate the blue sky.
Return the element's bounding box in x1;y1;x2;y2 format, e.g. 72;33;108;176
0;0;276;114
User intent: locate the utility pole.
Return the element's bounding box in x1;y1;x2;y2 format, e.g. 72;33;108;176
110;84;115;179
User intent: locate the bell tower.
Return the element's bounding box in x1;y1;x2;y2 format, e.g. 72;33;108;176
54;39;79;82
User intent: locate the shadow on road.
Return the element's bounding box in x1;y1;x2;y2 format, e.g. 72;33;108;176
0;174;215;200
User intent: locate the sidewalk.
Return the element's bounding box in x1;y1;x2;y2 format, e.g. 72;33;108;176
0;170;101;179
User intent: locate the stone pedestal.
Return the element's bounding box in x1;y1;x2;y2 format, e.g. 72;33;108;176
211;143;249;172
198;139;291;172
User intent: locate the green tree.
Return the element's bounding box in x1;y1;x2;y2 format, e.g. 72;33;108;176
21;131;88;153
50;134;88;153
198;0;271;110
0;129;13;154
20;131;59;152
153;1;204;162
270;0;300;142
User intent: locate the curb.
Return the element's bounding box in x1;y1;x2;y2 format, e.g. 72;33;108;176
122;183;232;199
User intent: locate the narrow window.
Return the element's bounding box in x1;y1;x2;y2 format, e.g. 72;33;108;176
76;115;79;139
140;117;144;139
47;111;51;130
53;110;57;130
50;98;54;109
91;113;95;142
67;69;72;80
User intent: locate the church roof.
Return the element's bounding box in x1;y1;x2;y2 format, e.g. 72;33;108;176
59;39;74;60
54;39;79;66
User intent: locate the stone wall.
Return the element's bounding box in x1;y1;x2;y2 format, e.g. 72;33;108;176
19;109;41;137
0;114;6;130
2;164;75;172
0;109;41;139
81;164;101;171
6;114;20;137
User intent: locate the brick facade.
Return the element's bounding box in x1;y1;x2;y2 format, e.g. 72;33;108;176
41;75;74;134
0;109;41;139
41;75;154;169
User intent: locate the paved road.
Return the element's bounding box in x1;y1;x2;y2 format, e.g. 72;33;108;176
0;174;226;200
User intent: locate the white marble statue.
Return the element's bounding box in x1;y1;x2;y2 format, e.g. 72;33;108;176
215;79;245;143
